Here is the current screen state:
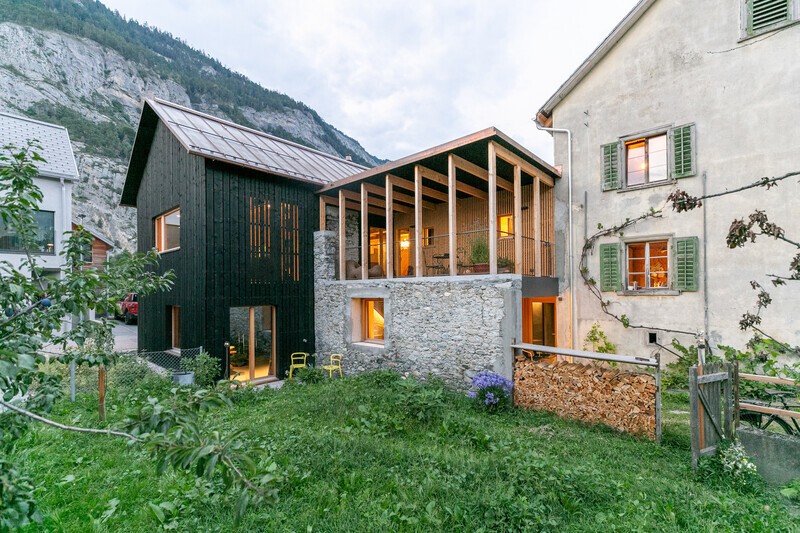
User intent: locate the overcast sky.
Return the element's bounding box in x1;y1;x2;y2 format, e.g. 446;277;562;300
102;0;639;163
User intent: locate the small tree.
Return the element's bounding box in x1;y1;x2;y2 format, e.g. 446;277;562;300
0;143;276;528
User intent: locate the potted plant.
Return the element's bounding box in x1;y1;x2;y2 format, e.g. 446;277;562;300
470;237;490;273
497;256;514;273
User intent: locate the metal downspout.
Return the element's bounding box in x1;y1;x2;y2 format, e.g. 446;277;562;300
533;119;576;350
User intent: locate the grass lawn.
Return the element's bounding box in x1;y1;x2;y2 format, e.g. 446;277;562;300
11;372;797;532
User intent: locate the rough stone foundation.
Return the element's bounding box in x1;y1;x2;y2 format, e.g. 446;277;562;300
314;231;521;389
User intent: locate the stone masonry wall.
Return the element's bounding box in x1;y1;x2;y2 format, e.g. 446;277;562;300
314;231;521;389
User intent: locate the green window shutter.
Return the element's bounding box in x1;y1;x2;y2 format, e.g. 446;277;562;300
671;124;696;179
748;0;790;35
673;236;699;292
599;243;621;291
601;142;620;191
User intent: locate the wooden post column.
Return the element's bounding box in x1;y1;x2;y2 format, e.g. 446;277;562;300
338;189;346;280
319;196;326;231
488;143;498;275
414;165;423;277
361;183;369;280
513;165;522;275
385;175;394;279
534;177;542;276
447;154;457;276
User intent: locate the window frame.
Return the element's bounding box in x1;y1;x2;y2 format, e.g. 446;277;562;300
422;227;434;247
741;0;798;39
360;298;385;345
154;207;181;254
624;238;671;291
620;127;671;190
0;209;56;255
497;214;513;239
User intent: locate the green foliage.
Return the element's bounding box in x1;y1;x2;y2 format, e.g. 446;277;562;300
0;146;274;527
780;478;800;501
698;439;763;495
395;377;446;422
293;366;326;384
583;322;616;354
24;101;135;159
6;371;799;530
180;352;220;388
469;237;490;264
0;0;377;166
662;339;704;390
0;458;41;529
719;341;798;400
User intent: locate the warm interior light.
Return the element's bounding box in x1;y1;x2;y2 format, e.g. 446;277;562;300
400;234;410;249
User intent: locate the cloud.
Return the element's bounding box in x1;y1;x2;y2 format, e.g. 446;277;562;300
103;0;639;162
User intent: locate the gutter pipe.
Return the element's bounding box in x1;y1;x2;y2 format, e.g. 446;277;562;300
532;118;576;350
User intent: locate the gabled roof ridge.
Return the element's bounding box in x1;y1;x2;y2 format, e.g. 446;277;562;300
0;111;71;132
537;0;657;123
147;98;368;170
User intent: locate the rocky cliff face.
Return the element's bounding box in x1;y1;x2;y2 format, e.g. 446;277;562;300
0;21;379;250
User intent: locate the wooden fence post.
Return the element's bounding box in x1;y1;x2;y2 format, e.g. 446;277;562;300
724;363;733;440
98;365;106;422
689;365;700;471
655;352;662;444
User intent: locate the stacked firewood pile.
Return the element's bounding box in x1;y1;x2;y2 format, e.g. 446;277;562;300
514;358;657;440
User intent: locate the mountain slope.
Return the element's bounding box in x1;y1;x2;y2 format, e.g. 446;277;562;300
0;0;380;249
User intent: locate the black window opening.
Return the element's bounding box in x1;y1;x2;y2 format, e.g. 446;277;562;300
0;210;56;254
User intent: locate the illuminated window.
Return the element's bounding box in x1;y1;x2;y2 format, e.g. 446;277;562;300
155;208;180;252
361;298;385;343
167;305;181;349
626;240;669;290
498;214;513;238
422;227;434;247
369;228;387;271
625;135;667;186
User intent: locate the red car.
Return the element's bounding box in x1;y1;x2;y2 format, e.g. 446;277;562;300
116;293;138;324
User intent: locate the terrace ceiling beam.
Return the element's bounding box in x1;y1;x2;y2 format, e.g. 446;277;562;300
319;195;386;217
490;141;555;187
450;154;513;192
339;189;413;214
362;182;435;210
416;165;488;201
389;174;449;202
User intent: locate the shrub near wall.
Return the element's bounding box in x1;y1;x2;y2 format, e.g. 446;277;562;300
514;359;657;440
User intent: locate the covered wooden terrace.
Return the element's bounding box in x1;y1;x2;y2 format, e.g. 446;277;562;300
317;127;561;281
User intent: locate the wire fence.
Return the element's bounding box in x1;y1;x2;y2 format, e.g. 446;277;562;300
41;347;206;399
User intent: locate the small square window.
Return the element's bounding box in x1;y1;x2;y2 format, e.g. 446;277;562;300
498;214;513;238
155;208;180;252
625;135;668;187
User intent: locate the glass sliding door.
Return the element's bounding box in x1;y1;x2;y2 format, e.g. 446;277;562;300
229;305;276;381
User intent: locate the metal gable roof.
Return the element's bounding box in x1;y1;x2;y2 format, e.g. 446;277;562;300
147;98;367;185
0;112;79;181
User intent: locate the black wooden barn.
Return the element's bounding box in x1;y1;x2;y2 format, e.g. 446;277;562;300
121;99;365;381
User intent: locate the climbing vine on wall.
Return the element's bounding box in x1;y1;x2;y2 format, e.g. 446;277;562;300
580;170;800;343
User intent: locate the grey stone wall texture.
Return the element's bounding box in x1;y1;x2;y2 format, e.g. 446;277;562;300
314;231;520;389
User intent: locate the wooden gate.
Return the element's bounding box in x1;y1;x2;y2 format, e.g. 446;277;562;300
689;363;734;470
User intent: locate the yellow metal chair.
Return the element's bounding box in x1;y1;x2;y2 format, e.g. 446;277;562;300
288;352;309;379
322;353;343;378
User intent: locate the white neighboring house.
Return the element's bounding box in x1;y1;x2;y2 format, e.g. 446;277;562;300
536;0;800;357
0;112;78;280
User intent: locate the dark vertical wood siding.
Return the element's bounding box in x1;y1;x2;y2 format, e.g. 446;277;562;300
136;122;207;353
204;160;317;377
